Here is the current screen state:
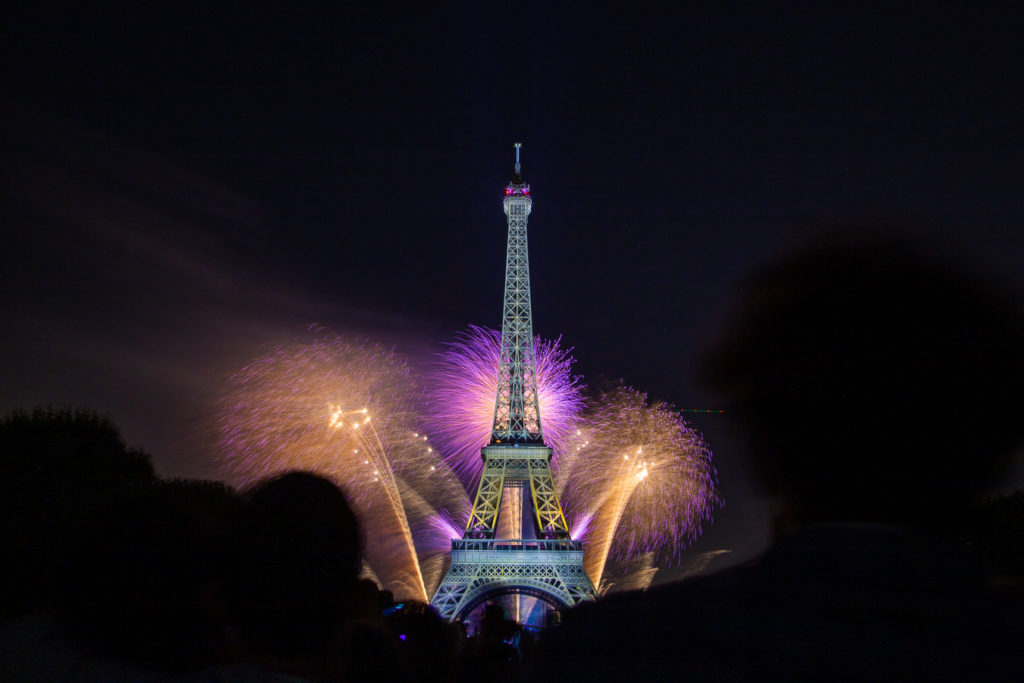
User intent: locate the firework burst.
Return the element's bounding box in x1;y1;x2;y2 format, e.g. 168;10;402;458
426;325;585;486
216;327;468;602
557;385;720;590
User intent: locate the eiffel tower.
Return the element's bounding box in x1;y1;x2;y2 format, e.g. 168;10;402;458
431;144;596;622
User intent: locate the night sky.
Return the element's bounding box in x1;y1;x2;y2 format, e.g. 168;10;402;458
4;5;1023;565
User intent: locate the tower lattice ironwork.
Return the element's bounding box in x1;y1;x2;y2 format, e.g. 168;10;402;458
431;144;596;622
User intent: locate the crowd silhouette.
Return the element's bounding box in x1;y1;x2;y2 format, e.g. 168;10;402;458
2;236;1023;681
0;409;517;681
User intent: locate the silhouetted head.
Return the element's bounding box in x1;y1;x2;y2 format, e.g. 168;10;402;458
480;603;514;640
700;237;1024;528
231;471;362;659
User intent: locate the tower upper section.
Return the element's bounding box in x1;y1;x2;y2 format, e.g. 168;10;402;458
491;143;543;444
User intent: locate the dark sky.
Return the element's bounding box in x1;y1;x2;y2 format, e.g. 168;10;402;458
4;4;1023;563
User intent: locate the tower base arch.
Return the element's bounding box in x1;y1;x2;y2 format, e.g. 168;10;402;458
431;539;595;622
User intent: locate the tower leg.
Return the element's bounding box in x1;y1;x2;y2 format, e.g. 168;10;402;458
465;456;506;537
527;457;570;538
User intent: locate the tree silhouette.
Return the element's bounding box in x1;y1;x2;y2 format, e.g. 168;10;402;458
0;407;156;617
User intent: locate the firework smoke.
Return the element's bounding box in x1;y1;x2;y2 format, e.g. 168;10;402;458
217;328;468;602
557;385;720;589
602;552;660;594
426;325;585;485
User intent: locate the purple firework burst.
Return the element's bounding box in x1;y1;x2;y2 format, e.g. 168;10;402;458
557;384;721;586
426;325;585;487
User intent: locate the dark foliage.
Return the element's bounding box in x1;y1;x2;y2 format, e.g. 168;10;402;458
60;479;238;672
0;407;156;617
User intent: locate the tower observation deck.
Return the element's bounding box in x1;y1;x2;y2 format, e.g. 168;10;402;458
431;144;597;622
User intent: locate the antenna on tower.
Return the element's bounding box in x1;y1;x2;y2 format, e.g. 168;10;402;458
514;142;522;176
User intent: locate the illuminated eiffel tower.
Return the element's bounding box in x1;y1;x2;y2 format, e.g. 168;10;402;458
430;144;596;622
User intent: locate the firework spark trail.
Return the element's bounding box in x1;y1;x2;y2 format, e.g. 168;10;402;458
396;477;472;596
345;419;427;601
581;446;650;591
415;507;466;599
557;385;720;589
418;555;450;601
217;328;467;602
426;325;585;487
422;508;465;552
393;446;471;545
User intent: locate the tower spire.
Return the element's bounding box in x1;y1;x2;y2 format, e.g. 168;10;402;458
514;141;522;177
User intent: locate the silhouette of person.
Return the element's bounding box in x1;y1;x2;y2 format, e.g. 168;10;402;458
460;604;520;683
227;471;364;680
533;237;1024;681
